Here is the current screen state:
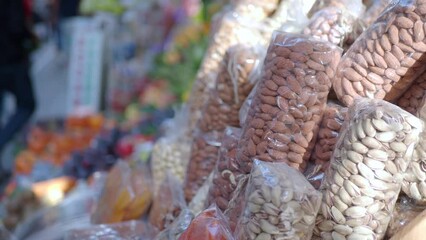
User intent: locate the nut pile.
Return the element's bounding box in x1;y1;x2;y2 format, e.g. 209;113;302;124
303;7;357;46
396;72;426;115
198;45;262;133
315;99;423;240
333;0;426;106
237;32;342;173
311;102;349;171
187;12;264;133
235;160;322;240
184;132;222;202
206;127;243;212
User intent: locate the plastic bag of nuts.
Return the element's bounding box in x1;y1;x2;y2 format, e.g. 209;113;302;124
206;127;243;212
236;31;343;173
311;101;349;171
235;160;322;240
186;12;265;133
397;71;426;115
154;209;194;240
197;44;264;133
386;195;426;238
184;132;222;202
149;173;187;231
303;4;364;47
314;98;423;240
188;171;214;217
151;110;191;194
333;0;426;107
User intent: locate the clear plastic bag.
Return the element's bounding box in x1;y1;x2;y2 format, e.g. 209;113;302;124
154;209;194;240
397;71;426;115
184;132;222;202
149;173;187;231
197;44;264;133
178;204;234;240
314;98;423;240
386;195;426;238
308;0;365;17
151;107;191;194
362;0;393;27
91;160;153;224
389;207;426;240
237;31;343;173
189;172;214;217
235;160;322;240
333;0;426;107
310;101;349;171
206;127;243;213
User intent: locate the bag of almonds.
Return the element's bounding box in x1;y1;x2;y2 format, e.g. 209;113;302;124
149;173;186;231
314;98;423;240
235;160;322;240
154;209;194;240
333;0;426;107
397;71;426;115
184;132;222;202
386;195;426;238
179;204;234;240
236;31;342;173
151;108;191;194
310;101;349;171
186;12;265;134
197;44;264;133
206;127;243;213
303;0;365;47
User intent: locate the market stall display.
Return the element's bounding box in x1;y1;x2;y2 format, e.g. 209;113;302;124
237;31;342;173
314;99;423;240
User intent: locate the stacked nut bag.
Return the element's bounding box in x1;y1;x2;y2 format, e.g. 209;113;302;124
151;0;426;239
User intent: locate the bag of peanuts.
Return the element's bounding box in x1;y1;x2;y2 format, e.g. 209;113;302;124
397;71;426;115
151;108;191;195
333;0;426;107
303;0;365;47
149;173;187;231
235;159;322;240
314;98;423;240
236;31;342;173
386;195;426;238
197;44;264;133
178;204;234;240
206;127;243;212
184;132;223;202
154;209;194;240
310;101;349;171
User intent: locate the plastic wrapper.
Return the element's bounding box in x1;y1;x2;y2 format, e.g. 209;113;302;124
224;173;249;232
198;44;264;133
91;160;153;224
65;220;156;240
397;71;426;115
186;12;265;133
235;160;322;240
304;162;325;190
402;96;426;202
206;127;243;214
386;195;426;238
314;98;423;240
189;172;214;217
154;209;194;240
308;0;365;16
151;107;191;194
149;173;186;231
362;0;393;27
179;204;234;240
236;31;342;173
310;101;349;171
389;207;426;240
184;132;222;202
333;0;426;107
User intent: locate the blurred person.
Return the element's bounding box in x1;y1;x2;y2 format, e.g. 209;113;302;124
0;0;37;184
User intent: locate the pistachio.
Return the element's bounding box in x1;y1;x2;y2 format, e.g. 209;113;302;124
259;219;280;235
331;206;346;224
344;206;367;218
